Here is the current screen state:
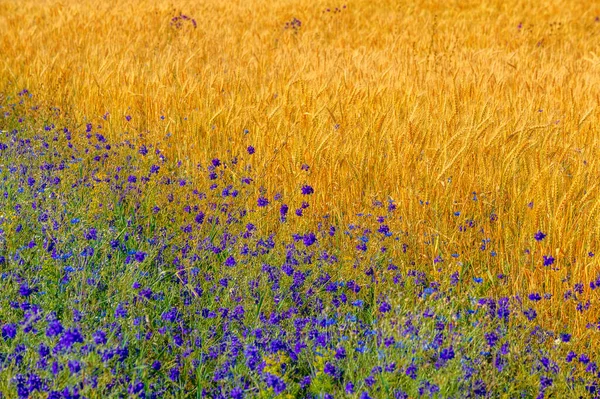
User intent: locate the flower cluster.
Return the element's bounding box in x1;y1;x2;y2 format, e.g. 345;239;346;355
0;92;599;398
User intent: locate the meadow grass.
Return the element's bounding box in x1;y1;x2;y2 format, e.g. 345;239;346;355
1;0;600;397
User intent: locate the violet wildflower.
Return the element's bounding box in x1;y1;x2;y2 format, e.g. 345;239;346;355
301;184;314;195
2;323;17;340
257;197;269;207
543;255;555;266
225;256;236;267
46;319;63;337
534;230;546;241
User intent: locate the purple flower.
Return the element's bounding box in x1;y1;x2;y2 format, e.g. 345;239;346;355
2;323;17;340
68;360;81;373
212;158;221;167
280;204;288;220
528;293;541;301
81;246;94;257
534;230;546;241
440;346;455;361
560;333;571;343
543;255;555;266
152;360;162;371
134;251;146;262
334;346;347;360
303;232;316;247
264;373;286;394
162;307;181;323
115;303;128;319
58;327;84;350
405;363;418;380
450;272;459;285
247;146;255;154
93;330;107;345
19;283;34;297
301;185;314;195
257;197;269;207
85;227;98;240
299;376;311;389
485;332;498;347
169;367;180;381
473;380;487;396
394;390;409;399
324;362;338;377
379;301;391;313
523;308;537;321
225;256;236;267
46;319;63;337
231;387;244;399
345;382;355;394
127;175;137;183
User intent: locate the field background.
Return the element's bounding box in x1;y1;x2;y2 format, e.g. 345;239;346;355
1;0;600;337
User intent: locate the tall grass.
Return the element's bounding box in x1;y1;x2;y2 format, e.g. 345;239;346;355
1;0;599;341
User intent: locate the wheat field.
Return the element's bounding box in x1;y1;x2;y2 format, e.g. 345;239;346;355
5;0;599;329
1;0;600;395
